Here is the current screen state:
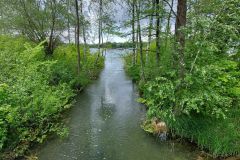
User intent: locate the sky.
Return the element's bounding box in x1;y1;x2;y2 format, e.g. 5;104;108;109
62;0;177;44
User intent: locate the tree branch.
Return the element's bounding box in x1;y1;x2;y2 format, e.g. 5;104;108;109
163;0;177;17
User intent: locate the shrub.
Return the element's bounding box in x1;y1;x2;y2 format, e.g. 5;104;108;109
0;36;104;158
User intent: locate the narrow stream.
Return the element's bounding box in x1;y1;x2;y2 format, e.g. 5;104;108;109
37;49;198;160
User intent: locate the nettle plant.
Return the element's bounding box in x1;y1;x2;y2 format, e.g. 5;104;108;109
139;76;176;119
0;39;74;156
139;0;240;121
141;61;239;120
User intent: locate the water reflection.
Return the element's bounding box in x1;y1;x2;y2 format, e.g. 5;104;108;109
37;49;199;160
98;96;116;121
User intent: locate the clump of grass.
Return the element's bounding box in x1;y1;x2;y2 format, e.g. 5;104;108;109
163;113;240;157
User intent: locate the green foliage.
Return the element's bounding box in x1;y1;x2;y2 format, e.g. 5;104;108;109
0;36;73;158
0;0;73;42
163;114;240;156
124;0;240;156
51;44;104;89
0;36;104;158
141;59;239;119
124;55;141;81
128;51;240;157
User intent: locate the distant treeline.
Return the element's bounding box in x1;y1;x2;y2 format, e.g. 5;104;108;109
88;42;147;49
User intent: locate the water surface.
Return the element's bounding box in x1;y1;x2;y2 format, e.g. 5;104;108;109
37;49;198;160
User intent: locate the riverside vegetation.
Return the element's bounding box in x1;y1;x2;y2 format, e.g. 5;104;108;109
0;0;106;158
124;0;239;158
0;0;239;159
0;36;104;159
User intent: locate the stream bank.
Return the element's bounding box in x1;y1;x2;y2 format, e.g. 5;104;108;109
37;49;200;160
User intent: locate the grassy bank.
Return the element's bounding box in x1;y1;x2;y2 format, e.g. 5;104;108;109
0;36;104;159
124;40;240;157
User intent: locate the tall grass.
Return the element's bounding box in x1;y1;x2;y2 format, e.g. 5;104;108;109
124;39;240;156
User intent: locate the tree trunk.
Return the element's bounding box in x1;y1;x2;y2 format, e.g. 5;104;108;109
136;0;145;81
136;20;139;64
147;0;155;64
131;0;136;65
47;0;56;55
165;0;174;46
175;0;187;79
75;26;77;44
101;29;104;56
67;0;71;44
80;0;87;62
75;0;81;75
155;0;160;65
21;0;41;43
95;0;103;65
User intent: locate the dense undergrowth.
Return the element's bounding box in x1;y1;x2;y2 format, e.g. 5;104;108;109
124;1;239;156
125;43;240;157
0;36;104;159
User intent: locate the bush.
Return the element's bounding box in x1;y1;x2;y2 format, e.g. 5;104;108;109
51;44;104;89
0;36;104;158
124;13;240;155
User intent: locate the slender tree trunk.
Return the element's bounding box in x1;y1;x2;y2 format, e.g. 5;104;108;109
136;0;145;81
80;0;87;62
98;17;101;57
99;0;103;54
74;26;77;44
82;27;87;62
48;0;56;55
98;12;101;55
67;0;71;44
147;0;155;64
131;0;136;65
165;0;174;46
21;0;41;43
95;0;102;65
75;0;81;75
155;0;161;65
136;20;139;64
101;29;104;56
175;0;187;79
164;0;174;67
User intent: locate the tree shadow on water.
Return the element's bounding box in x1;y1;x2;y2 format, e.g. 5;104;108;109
97;96;116;121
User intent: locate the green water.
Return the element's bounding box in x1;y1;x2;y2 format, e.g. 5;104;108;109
37;49;198;160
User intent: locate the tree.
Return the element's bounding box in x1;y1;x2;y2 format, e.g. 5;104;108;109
92;0;103;64
175;0;187;79
164;0;174;43
98;0;103;57
47;0;57;55
0;0;71;55
75;0;81;75
66;0;71;44
136;0;145;81
131;0;137;65
146;0;155;63
155;0;161;65
80;0;87;62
